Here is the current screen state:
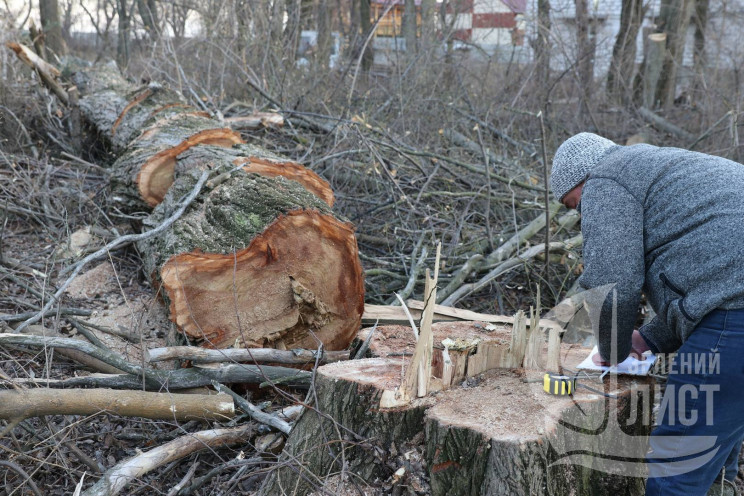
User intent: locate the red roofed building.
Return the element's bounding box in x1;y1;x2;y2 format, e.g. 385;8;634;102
370;0;525;47
447;0;526;46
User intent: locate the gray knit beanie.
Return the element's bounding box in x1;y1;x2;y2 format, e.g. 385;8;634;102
550;133;617;201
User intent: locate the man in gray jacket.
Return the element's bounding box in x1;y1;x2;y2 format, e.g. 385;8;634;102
551;133;744;495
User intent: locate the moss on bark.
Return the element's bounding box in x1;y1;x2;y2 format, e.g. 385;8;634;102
138;165;334;281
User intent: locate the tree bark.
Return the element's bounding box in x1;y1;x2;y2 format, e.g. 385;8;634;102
692;0;709;82
607;0;646;103
116;0;130;68
138;167;363;350
257;358;435;495
655;0;695;107
13;364;313;390
317;0;332;67
84;426;253;496
638;33;667;108
420;0;436;48
402;0;417;55
39;0;68;60
574;0;595;118
359;0;374;71
0;388;234;422
145;345;349;364
284;0;303;60
137;0;160;41
424;369;650;495
534;0;552;103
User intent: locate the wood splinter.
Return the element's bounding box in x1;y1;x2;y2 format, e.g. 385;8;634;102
380;243;441;408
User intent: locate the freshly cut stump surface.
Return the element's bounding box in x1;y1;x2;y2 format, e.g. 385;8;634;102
425;349;651;495
261;324;654;495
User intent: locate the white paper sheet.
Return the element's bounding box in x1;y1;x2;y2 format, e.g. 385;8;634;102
576;346;656;376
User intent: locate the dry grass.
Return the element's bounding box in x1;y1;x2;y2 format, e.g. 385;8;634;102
2;5;744;493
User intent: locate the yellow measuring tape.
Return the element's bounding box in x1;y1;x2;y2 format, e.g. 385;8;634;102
543;373;576;396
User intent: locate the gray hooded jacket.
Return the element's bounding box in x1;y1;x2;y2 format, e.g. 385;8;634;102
578;143;744;362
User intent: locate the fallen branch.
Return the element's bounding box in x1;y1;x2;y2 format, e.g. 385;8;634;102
638;107;695;141
0;388;234;422
5;364;312;391
13;170;209;334
443;235;583;306
438;203;562;303
0;334;312;390
83;426;253;496
145;346;349;364
442;129;505;169
19;326;125;374
6;42;68;104
212;382;292;434
453;107;537;156
0;307;92;321
224;112;284;130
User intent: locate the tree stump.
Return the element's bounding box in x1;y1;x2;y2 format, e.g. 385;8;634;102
261;323;654;495
258;357;435;495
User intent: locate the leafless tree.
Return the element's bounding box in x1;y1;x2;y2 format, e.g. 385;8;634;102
116;0;131;66
655;0;694;107
402;0;417;54
534;0;552;105
574;0;595;117
607;0;647;103
136;0;160;41
39;0;68;59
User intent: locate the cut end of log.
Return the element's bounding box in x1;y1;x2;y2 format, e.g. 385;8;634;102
160;209;364;350
137;128;244;206
111;87;153;136
233;156;334;207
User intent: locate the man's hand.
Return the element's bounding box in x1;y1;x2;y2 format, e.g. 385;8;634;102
592;329;651;366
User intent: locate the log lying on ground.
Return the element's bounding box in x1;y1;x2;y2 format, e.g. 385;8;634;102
0;388;234;422
69;60;361;351
9;49;364;353
139;167;364;349
260;323;654;496
176;143;334;206
111;112;243;208
9;364;312;391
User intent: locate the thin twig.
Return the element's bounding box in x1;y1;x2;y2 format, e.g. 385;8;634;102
14;171;209;333
538;110;550;277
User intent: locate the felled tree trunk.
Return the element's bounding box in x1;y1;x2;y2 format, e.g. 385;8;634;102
260;323;654;495
138;166;363;350
24;56;364;353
